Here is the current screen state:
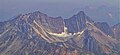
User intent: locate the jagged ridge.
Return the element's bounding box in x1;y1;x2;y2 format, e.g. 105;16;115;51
0;11;119;55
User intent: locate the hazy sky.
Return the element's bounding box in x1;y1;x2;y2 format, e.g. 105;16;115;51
0;0;119;25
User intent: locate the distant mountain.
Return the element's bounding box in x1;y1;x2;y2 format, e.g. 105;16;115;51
82;5;120;25
112;23;120;40
0;11;119;55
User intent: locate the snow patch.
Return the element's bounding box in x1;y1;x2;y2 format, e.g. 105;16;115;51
48;26;72;37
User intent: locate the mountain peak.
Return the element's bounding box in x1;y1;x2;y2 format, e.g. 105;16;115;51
77;11;85;16
21;11;46;17
0;11;120;55
65;11;90;33
32;11;46;15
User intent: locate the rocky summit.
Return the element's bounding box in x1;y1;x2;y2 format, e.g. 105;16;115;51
0;11;120;55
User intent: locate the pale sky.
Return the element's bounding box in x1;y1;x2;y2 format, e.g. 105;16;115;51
0;0;119;25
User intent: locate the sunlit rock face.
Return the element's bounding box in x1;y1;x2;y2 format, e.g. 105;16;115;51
0;11;119;55
16;11;64;34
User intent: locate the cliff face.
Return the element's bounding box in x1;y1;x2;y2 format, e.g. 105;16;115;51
0;11;119;55
64;11;93;33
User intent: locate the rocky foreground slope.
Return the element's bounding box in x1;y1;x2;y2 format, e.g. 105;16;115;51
0;11;119;55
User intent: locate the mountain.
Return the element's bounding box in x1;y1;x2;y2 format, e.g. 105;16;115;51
82;5;120;26
0;11;119;55
112;23;120;40
94;22;114;37
64;11;93;33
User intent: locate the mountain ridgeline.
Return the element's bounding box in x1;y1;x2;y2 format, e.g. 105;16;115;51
0;11;120;55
